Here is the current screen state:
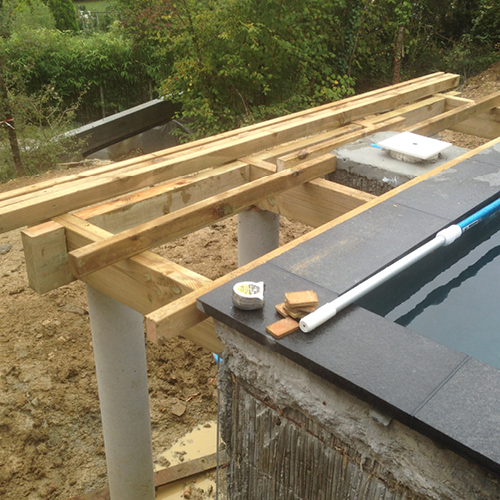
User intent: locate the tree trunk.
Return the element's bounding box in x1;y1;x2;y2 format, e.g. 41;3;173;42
392;25;405;85
0;62;24;176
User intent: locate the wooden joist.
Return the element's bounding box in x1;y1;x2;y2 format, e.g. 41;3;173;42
0;73;459;233
443;95;500;139
407;91;500;136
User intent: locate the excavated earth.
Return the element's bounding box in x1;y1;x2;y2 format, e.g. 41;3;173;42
1;61;499;499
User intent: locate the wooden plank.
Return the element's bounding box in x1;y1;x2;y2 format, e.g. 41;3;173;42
145;135;500;340
0;73;459;233
68;154;338;277
250;161;374;228
0;72;450;205
76;162;249;233
66;453;220;500
276;116;405;169
406;91;500;137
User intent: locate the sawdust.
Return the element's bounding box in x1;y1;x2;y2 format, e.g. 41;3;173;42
1;61;500;499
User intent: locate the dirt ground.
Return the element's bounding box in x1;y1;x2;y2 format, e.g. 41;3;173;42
1;61;500;499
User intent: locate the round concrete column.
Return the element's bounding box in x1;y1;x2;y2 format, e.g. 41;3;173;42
238;209;280;266
86;285;155;500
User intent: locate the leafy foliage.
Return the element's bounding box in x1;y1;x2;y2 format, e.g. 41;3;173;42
47;0;78;32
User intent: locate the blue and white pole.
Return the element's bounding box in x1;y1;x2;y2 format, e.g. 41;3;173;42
300;197;500;333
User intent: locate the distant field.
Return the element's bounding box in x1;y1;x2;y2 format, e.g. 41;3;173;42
74;1;110;12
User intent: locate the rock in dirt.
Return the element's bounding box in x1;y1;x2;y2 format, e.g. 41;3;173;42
0;244;12;255
171;402;187;417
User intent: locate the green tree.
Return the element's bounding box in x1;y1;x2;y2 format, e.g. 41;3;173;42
132;0;357;139
48;0;78;31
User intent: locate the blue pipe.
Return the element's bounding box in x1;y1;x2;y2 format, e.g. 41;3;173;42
458;197;500;232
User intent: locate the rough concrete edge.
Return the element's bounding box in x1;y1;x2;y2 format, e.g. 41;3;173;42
215;321;500;500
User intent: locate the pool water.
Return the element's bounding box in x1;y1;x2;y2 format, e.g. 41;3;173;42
358;211;500;370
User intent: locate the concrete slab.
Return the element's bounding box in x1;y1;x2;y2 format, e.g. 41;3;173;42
332;131;469;188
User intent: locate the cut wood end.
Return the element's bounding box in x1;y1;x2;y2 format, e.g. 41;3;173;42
145;317;159;343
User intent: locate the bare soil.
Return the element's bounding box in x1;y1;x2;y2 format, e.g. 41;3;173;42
1;61;500;499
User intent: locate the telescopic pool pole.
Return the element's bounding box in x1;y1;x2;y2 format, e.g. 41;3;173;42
300;197;500;333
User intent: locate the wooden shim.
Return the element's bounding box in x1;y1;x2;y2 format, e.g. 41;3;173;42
0;74;459;233
69;154;338;277
406;91;500;137
0;72;449;205
276;116;405;169
250;162;374;228
66;453;220;500
145;135;500;340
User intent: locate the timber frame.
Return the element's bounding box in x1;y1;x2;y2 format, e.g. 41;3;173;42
3;72;500;353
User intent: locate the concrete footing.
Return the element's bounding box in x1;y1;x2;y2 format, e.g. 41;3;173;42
86;286;155;500
238;209;280;267
216;321;500;500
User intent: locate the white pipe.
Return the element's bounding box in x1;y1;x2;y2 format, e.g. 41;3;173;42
86;285;155;500
238;209;280;266
300;225;463;332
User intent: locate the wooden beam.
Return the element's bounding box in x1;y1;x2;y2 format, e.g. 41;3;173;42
406;91;500;137
145;135;500;341
68;154;338;277
21;221;73;294
56;214;211;311
250;163;375;227
276;116;405;170
444;95;500;139
75;162;249;233
0;73;459;233
22;215;224;351
66;453;220;500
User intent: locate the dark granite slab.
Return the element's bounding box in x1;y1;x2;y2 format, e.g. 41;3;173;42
270;202;449;294
413;358;500;475
472;144;500;168
198;262;467;424
390;159;500;223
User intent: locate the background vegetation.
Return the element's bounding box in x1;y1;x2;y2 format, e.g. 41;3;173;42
0;0;499;178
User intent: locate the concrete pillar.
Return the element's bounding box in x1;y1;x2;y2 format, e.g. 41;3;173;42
237;209;280;266
86;285;155;500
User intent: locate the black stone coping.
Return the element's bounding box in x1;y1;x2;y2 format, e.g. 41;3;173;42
197;146;500;476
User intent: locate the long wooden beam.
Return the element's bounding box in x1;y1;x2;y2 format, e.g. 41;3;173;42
0;73;459;233
145;135;500;341
68;154;338;277
0;72;451;206
276;116;405;169
407;91;500;136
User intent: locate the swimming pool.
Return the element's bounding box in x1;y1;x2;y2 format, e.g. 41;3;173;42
358;208;500;369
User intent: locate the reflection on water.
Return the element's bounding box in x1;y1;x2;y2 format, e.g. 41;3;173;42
358;210;500;369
